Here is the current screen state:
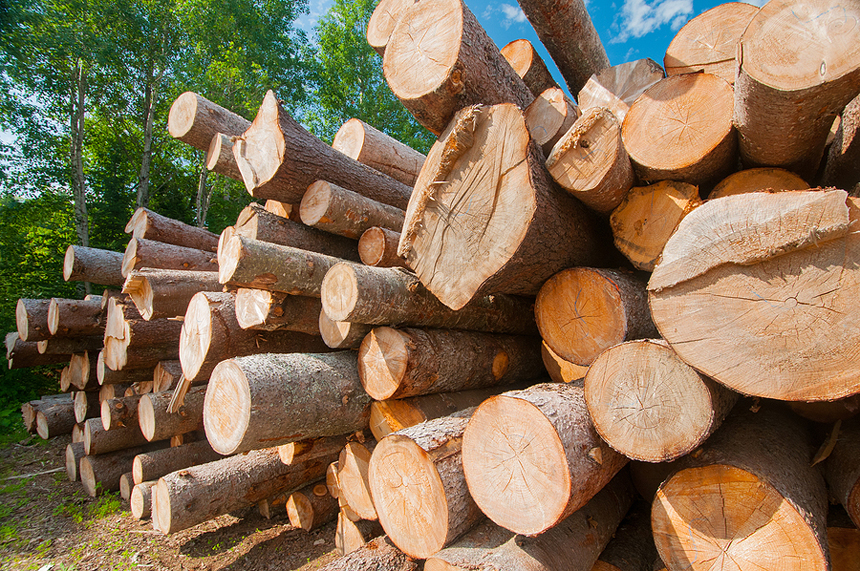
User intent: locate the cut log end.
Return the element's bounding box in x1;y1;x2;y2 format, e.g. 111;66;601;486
201;359;250;455
63;245;76;281
357;327;409;400
167;92;200;140
123;273;154;321
286;492;314;530
131;481;154;519
178;292;213;381
366;0;415;56
320;264;360;322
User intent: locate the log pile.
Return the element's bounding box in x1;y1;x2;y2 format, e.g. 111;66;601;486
11;1;860;569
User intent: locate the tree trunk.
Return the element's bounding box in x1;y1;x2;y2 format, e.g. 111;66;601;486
65;441;85;482
287;480;339;531
821;93;860;194
514;0;608;95
336;513;384;555
48;297;104;337
546;106;634;214
203;351;371;455
366;0;417;56
578;58;664;124
358;327;543;400
279;432;370;465
136;68;163;209
358;227;409;269
300;180;405;240
523;86;580;157
233;91;412;208
708;167;809;200
73;390;100;423
138;387;206;442
321;263;538;335
652;404;829;571
167;91;251;151
319;312;372;350
122;268;222;320
332;118;426;187
16;298;52;342
153;360;182;393
100;394;142;431
83;417;150;455
121;238;217;278
131;440;221;485
97;354;154;385
79;443;164;497
131;481;156;519
591;499;658;571
337;441;377;520
35;401;77;439
205;133;242;180
318;536;419;571
461;382;628;536
540;341;588;385
535;268;656;366
234;288;322;335
63;245;124;286
125;207;220;252
734;0;860;179
195;165;212;228
501;39;559;98
825;418;860;528
398;104;604;310
7;334;70;370
71;60;89;250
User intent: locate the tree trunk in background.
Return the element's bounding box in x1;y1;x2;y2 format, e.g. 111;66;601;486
137;67;164;209
195;165;212;228
71;60;90;285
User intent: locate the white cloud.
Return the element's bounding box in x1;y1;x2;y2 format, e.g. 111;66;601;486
611;0;693;43
295;0;334;34
483;4;528;29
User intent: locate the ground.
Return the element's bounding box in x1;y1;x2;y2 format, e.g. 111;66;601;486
0;432;342;571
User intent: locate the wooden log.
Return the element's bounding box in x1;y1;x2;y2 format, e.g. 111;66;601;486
523;87;580;156
80;443;165;497
167;91;251;151
425;471;635;570
462;382;628;536
130;481;156;519
100;394;141;430
514;0;608;95
535;268;656;366
664;3;759;84
708;167;809;200
336;512;384;555
319;312;373;350
337;441;377;521
825;418;860;528
578;58;664;124
287;480;339;531
205;132;242;180
366;0;416;56
318;536;419;571
369;408;483;558
585;339;739;463
332;118;426;187
822;93;860;194
138;387;205;442
648;190;860;401
501;39;559;98
590;499;658;571
105;295;141;338
399;103;604;309
622;73;736;187
36;401;76;439
123;268;222;320
358;327;543;400
107;314;183;352
257;491;288;519
83;417;150;455
7;337;69;369
383;0;533;135
541;341;588;385
125;207;219;252
71;422;84;443
234;202;360;262
153;447;332;534
652;403;829;571
546;106;634;214
169;430;204;447
179;291;329;382
121;238;217;278
300;180;406;240
264;199;300;220
789;395;860;424
830;506;860;571
63;245;124;286
203;351;371;455
234;288;322;335
279;432;370;465
327;461;341;499
153;360;182;393
97;354;154;385
103;337;177;372
119;471;134;501
68;352;99;391
73;390;100;423
358;227;409;269
132;439;221;484
321;263;538;335
65;441;85;482
40;337;102;357
16;298;51;342
610;180;701;272
734;0;860;178
48;297;104;337
233;90;412;208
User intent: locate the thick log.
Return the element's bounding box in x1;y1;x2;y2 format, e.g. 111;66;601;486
523;87;580;156
68;352;99;391
336;513;384;555
300;180;405;240
318;536;419;571
153;447;332;534
383;0;533;135
541;341;588;385
366;0;416;56
514;0;608;95
321;263;538;335
585;339;738;463
610;180;701;272
591;499;658;571
337;441;377;521
63;245;124;286
100;394;142;430
622;73;736;186
132;440;221;485
48;297;104;337
501;39;559;98
123;268;222;320
825;418;860;528
398;103;604;309
546;106;634;214
65;441;85;482
83;417;149;455
790;395;860;424
121;238;217;277
73;390;100;423
131;481;156;519
233;91;412;208
462;382;628;535
138;387;205;442
97;354;154;385
332;118;426;187
6;333;69;369
279;432;370;465
648;190;860;401
319;312;373;350
80;443;165;497
234;288;321;335
358;227;409;269
23;395;72;433
205;133;242;180
734;0;860;178
234;202;360;262
125;207;219;252
708;167;809;200
652;404;829;571
203;351;371;455
535;268;656;366
369;408;483;558
287;480;339;531
578;58;664;124
153;360;182;393
17;298;51;342
167;91;251;151
830;506;860;571
822;93;860;194
36;401;76;439
103;336;177;372
358;327;543;400
664;3;759;84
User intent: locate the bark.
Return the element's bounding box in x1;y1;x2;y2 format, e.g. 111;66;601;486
48;297;104;337
73;390;100;423
578;58;664;124
100;394;142;431
97;379;130;400
286;480;339;531
319;312;373;350
83;416;150;455
97;354;154;385
102;336;178;372
22;395;72;432
138;387;206;442
79;443;165;497
366;0;417;56
63;245;124;286
123;268;222;321
40;337;101;357
300;180;406;240
523;87;580;156
35;401;76;439
358;227;410;269
789;395;860;424
136;68;163;209
195;166;212;228
125;207;219;252
131;481;156;519
234;288;322;335
279;432;370;465
153;360;183;393
132;439;221;484
121;237;217;277
708;167;809;200
336;513;384;555
16;298;51;342
65;441;85;482
6;337;70;369
501;39;559;98
71;61;89;249
167;91;251;151
318;536;419;571
332;118;426;187
205;133;242;180
825;418;860;528
821;93;860;194
337;441;377;520
591;499;658;571
540;342;588;385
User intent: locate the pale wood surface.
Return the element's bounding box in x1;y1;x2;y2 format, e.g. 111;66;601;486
205;133;242;180
287;480;339;531
578;58;664;124
358;227;410;269
332;118;425;187
234;288;321;335
708;167;809;200
524;87;579;156
366;0;416;56
16;298;51;342
167;92;250;151
501;39;559;98
48;297;104;337
123;268;221;320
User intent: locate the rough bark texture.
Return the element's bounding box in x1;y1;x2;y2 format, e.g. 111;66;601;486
131;481;156;519
100;394;141;430
205;133;242;180
64;245;124;286
36;401;77;439
332;118;426;187
48;297;105;337
321;536;418;571
822;93;860;194
132;439;221;484
286;480;339;531
336;513;384;555
22;394;72;433
234;288;322;335
825;418;860;528
138;387;206;442
319;312;373;350
589;499;657;571
83;417;150;455
501;39;559;98
523;87;580;156
279;432;370;465
708;167;809;200
16;298;51;342
125;207;219;252
121;238;217;277
80;442;166;496
123;268;222;320
103;336;177;373
7;335;70;369
153;360;182;393
167;92;251;151
40;337;101;357
97;357;154;385
300;180;406;240
358;227;410;269
578;58;664;124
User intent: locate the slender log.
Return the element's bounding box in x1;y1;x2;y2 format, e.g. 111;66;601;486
203;351;371;455
80;443;166;497
652;404;829;571
546;106;634;214
205;133;242;180
103;336;177;372
328;461;341;499
279;432;370;465
523;87;580;156
131;481;156;519
65;441;85;482
462;382;628;536
622;73;736;186
319;312;372;350
153;447;332;534
108;314;183;352
234;288;321;335
585;339;739;463
68;352;99;391
71;422;84;443
167;91;251;151
97;354;154;385
366;0;416;56
40;337;101;357
36;401;76;439
63;245;124;286
287;480;339;531
501;39;559;98
73;390;100;423
336;513;384;555
22;395;71;432
132;440;221;485
822;93;860;194
125;207;219;252
789;395;860;424
100;394;142;430
7;337;69;369
300;180;406;240
153;360;183;393
708;167;809;200
514;0;608;95
337;441;377;521
358;327;543;400
590;499;658;571
233;91;412;208
610;180;702;272
332;118;426;187
17;298;51;342
321;264;538;335
358;227;409;269
734;0;860;178
138;387;206;442
578;58;664;124
119;471;135;501
825;418;860;528
83;417;150;455
318;536;419;571
48;297;104;337
541;341;588;385
121;238;217;278
123;268;222;320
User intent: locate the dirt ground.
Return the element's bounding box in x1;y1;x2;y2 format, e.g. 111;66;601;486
0;432;342;571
